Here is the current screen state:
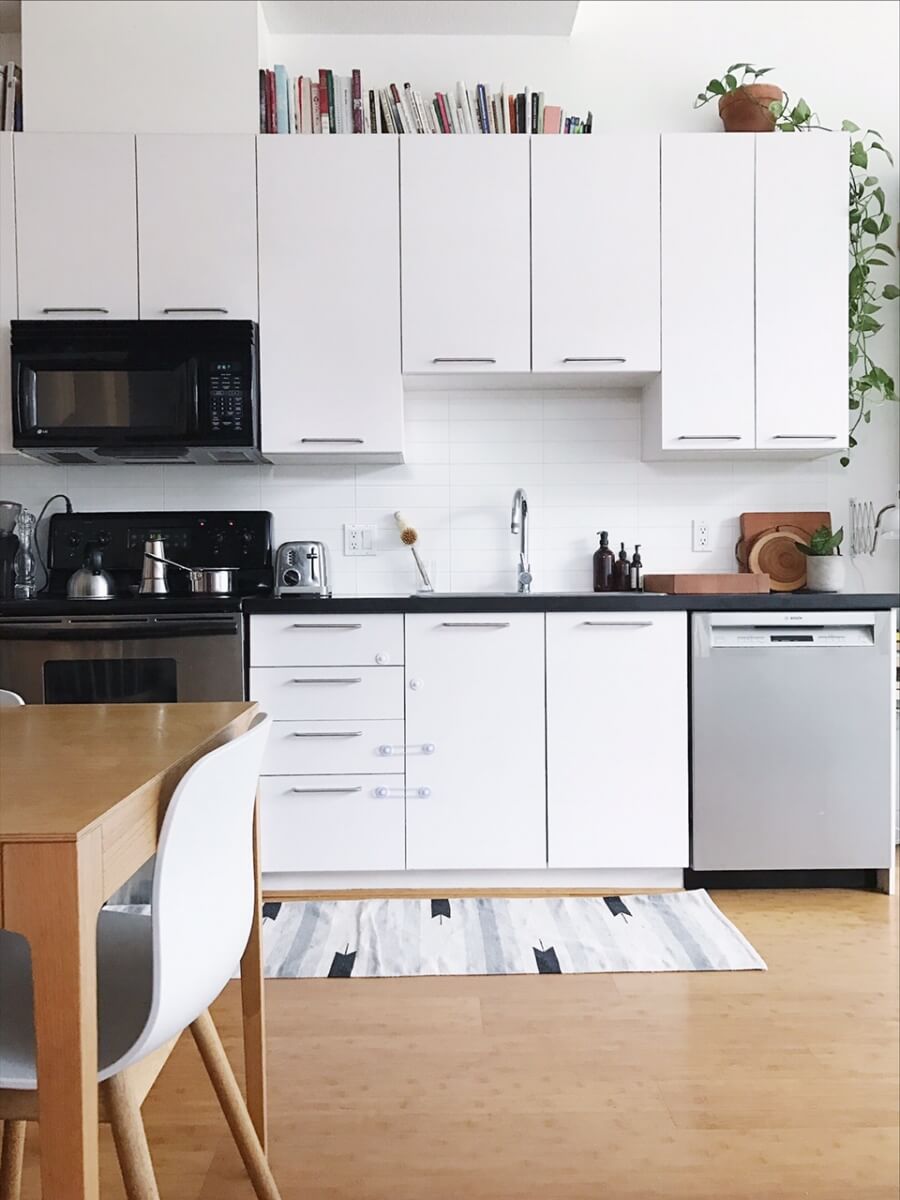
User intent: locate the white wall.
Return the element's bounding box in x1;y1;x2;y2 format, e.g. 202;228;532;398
21;0;260;133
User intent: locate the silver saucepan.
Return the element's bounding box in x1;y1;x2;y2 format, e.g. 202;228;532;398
143;552;237;596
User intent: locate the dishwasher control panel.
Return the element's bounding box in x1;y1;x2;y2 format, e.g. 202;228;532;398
712;626;875;648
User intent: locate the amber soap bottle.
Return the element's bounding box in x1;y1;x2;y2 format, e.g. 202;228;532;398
593;531;615;592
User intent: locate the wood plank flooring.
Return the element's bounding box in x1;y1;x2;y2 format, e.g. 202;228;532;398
14;880;900;1199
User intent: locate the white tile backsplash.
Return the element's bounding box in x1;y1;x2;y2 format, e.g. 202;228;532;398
0;386;874;595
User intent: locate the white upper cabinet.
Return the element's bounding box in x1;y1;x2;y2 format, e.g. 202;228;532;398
136;135;258;320
755;133;848;451
257;135;404;462
546;612;688;868
14;134;138;319
0;134;20;462
400;137;531;374
531;135;661;373
644;134;756;454
405;613;546;870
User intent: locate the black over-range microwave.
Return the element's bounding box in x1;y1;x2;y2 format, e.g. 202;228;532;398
11;319;263;465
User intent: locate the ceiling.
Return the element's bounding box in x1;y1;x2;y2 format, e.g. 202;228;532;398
260;1;581;36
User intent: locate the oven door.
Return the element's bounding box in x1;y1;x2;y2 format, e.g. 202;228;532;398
0;614;244;704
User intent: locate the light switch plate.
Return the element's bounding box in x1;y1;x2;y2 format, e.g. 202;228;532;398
344;523;376;556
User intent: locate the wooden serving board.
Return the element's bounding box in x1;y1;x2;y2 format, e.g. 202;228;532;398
644;573;771;595
737;511;830;570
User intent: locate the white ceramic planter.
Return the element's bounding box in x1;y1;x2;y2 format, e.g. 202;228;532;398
805;555;845;593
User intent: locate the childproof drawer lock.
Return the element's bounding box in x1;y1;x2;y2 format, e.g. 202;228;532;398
377;743;434;756
373;785;431;799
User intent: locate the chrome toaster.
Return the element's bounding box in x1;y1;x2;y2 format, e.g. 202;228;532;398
274;541;331;597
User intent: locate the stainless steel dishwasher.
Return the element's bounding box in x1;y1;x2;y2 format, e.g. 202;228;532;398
691;610;896;871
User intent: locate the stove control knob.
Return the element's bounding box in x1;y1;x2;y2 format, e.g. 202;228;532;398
97;531;111;546
67;533;81;547
241;529;254;543
283;568;301;588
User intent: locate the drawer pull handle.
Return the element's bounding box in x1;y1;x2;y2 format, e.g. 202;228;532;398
290;786;363;795
291;731;363;739
771;434;838;440
562;356;626;364
431;357;497;364
676;435;743;441
300;438;365;444
291;622;362;630
581;621;653;628
41;306;110;314
162;306;229;314
290;677;362;684
440;621;511;629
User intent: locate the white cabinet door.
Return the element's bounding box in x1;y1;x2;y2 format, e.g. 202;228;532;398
400;137;530;374
15;134;138;319
651;134;755;451
532;135;660;373
755;133;848;451
0;134;20;462
257;136;403;462
405;613;546;869
546;612;688;868
136;134;258;320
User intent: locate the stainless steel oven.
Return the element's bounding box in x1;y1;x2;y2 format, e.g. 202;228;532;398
0;613;244;704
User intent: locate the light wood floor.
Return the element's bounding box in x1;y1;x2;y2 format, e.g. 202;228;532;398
15;879;900;1200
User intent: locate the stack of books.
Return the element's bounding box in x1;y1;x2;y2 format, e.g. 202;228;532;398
259;68;592;135
0;63;22;132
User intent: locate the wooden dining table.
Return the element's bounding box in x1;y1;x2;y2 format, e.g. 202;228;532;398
0;701;267;1200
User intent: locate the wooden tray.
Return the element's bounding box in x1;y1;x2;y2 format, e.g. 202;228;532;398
643;573;771;595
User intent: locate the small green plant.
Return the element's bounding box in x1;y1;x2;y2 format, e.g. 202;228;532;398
795;525;844;557
693;63;776;110
693;65;899;466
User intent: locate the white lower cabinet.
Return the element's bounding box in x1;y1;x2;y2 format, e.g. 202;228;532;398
260;775;405;873
546;612;688;868
404;613;546;870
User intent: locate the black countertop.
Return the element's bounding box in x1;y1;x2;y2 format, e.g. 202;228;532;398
2;591;896;619
244;591;900;615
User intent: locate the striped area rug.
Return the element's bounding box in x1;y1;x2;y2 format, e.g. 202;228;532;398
256;890;766;978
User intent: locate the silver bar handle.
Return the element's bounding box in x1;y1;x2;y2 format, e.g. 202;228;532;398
772;435;838;440
290;786;362;795
431;357;497;364
290;677;362;684
41;306;110;314
291;731;363;739
300;437;364;444
291;622;362;630
581;621;653;628
676;435;743;441
562;356;626;364
162;306;229;314
440;621;511;628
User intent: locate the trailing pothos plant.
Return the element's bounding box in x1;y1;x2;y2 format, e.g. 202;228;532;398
695;65;899;466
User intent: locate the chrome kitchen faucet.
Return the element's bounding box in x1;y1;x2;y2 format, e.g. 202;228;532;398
510;487;533;594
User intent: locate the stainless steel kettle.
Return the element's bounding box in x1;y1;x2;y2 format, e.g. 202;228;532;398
67;545;115;600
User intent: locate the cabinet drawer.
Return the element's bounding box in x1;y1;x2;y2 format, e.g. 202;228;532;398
262;720;404;775
249;666;404;720
250;613;404;667
260;775;405;872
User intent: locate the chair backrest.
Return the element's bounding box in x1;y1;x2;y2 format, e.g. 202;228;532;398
0;689;24;706
126;713;271;1061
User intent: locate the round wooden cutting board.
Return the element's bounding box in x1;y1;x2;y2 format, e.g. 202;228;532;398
748;528;810;591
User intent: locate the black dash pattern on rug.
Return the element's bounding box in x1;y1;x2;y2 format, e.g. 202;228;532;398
328;945;357;978
262;902;282;921
431;898;451;922
533;941;561;974
604;896;632;921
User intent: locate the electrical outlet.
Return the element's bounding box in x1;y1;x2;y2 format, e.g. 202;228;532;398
343;523;376;556
692;518;712;553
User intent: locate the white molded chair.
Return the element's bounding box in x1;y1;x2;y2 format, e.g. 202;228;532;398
0;713;280;1200
0;690;24;706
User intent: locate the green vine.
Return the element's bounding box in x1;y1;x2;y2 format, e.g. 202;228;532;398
695;65;899;466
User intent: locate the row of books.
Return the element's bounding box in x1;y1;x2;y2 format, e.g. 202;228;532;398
0;63;22;132
259;68;593;135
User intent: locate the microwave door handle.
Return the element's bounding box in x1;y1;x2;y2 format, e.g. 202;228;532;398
15;366;38;434
188;358;201;434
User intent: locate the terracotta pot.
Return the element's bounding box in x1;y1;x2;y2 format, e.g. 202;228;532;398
718;83;784;133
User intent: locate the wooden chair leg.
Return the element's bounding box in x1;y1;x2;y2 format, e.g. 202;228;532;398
190;1008;282;1200
0;1121;26;1200
101;1075;161;1200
